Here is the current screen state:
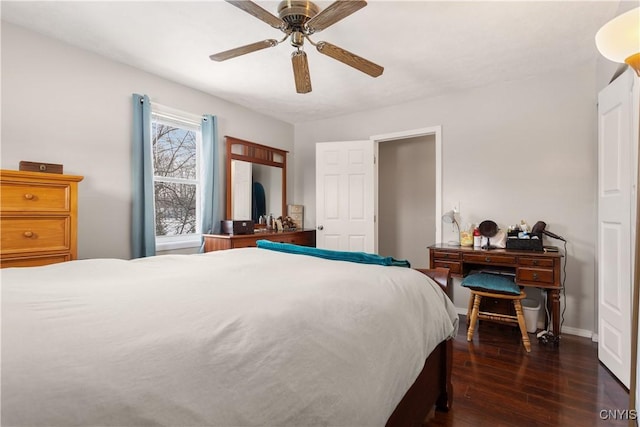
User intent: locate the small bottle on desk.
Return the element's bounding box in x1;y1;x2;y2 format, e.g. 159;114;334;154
473;228;481;248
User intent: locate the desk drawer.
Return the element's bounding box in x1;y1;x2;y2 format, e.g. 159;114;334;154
463;253;516;265
518;257;554;268
0;216;70;254
517;267;554;285
433;260;462;274
432;250;461;261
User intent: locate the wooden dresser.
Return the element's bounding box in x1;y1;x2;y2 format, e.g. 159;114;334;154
204;229;316;252
1;170;84;268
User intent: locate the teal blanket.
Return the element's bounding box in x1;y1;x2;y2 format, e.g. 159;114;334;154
256;240;411;268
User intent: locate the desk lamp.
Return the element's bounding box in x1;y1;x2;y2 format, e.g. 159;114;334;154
442;210;460;246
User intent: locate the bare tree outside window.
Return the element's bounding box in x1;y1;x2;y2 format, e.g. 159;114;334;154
152;121;199;237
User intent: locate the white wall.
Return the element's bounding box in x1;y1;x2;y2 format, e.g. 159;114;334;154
293;64;599;335
1;23;294;260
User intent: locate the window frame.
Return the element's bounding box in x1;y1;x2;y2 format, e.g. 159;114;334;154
150;103;203;251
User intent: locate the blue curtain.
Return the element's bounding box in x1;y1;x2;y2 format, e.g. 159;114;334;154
200;114;222;252
131;94;156;258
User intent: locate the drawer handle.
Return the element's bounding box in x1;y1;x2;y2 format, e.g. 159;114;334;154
23;231;34;238
533;260;538;266
485;257;491;262
533;273;539;280
24;193;34;200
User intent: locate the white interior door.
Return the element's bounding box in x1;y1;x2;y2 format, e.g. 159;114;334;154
316;140;375;252
597;69;635;388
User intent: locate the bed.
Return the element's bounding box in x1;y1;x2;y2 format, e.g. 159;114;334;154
1;246;458;426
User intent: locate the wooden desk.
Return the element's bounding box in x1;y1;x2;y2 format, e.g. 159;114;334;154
428;244;563;338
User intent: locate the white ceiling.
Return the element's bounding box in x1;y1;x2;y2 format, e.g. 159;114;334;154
1;1;622;124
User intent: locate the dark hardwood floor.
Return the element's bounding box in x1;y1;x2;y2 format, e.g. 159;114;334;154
426;317;630;427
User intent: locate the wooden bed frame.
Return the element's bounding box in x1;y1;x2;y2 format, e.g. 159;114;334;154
386;267;453;427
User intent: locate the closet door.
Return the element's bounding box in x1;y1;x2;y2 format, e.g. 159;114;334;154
597;69;635;388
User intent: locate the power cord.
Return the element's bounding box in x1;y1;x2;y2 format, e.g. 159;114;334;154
537;240;567;346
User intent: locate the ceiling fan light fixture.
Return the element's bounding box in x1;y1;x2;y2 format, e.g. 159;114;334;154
291;31;305;48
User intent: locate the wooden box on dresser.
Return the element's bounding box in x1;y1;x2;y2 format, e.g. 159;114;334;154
204;229;316;252
1;170;83;268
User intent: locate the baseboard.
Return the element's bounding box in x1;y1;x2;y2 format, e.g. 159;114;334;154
560;325;595;339
454;307;595;339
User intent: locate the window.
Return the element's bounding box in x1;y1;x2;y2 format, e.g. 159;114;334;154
151;107;202;249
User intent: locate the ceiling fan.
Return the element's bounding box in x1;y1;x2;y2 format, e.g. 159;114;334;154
210;0;384;94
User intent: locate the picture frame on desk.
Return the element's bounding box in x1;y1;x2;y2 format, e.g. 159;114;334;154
288;204;304;230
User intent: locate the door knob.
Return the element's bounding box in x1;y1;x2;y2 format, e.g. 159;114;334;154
317;225;324;230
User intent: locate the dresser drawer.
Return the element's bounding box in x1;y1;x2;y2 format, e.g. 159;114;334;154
0;217;70;255
230;236;260;248
1;182;70;212
229;234;313;248
257;231;315;247
1;254;71;268
207;231;316;252
463;253;517;266
275;235;300;244
279;234;314;246
517;267;554;285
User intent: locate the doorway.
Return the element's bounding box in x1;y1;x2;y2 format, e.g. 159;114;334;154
372;126;442;269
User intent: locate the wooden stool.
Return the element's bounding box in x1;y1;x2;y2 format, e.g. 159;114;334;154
466;289;531;352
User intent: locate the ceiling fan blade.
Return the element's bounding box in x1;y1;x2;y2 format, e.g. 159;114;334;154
291;50;312;94
305;0;367;33
210;39;278;62
225;0;286;30
316;41;383;77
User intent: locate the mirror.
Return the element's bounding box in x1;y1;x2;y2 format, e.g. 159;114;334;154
225;136;287;222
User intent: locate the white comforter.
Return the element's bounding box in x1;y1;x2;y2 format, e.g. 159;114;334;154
1;248;458;427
